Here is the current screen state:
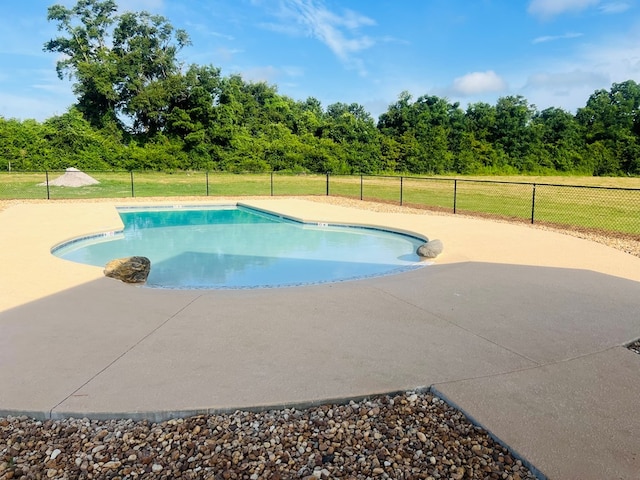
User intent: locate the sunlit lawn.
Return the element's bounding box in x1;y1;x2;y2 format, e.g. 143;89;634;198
1;171;639;235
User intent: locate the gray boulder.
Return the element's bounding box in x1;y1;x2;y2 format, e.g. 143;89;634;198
104;256;151;284
417;239;444;259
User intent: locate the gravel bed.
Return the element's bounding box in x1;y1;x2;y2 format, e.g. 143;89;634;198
0;391;537;480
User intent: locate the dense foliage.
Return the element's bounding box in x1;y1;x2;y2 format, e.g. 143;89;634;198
1;0;639;176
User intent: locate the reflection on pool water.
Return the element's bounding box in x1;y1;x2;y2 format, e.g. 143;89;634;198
52;205;427;289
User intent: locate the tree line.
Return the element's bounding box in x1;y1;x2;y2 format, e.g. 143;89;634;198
1;0;639;176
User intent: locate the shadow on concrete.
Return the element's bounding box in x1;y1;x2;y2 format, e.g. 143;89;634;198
1;261;639;478
0;261;637;416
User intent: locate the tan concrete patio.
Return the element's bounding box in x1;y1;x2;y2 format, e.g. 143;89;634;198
0;198;639;479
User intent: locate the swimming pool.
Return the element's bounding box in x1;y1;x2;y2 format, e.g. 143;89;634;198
53;205;426;289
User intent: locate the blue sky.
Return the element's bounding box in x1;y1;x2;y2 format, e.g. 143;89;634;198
0;0;638;121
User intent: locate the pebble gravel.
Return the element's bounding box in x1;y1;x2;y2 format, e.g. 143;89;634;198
0;391;537;480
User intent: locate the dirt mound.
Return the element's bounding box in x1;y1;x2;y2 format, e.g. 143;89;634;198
39;168;100;187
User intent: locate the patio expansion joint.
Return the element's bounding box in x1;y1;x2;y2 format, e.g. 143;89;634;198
427;346;636;480
429;344;628;391
368;285;541;367
47;294;205;419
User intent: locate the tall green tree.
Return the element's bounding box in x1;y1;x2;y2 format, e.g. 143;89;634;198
0;118;51;170
44;0;119;128
377;92;456;174
291;97;323;136
377;91;413;137
493;95;538;169
44;0;190;132
464;102;496;143
457;102;501;173
42;108;120;169
532;107;585;172
577;80;640;174
320;102;380;173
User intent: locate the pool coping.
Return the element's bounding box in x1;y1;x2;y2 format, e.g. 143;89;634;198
1;197;640;480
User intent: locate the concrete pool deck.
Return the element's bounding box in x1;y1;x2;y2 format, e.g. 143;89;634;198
0;198;639;479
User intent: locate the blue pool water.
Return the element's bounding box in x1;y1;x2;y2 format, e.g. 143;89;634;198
53;205;426;289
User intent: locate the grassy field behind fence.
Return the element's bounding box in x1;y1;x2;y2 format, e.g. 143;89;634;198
1;172;639;236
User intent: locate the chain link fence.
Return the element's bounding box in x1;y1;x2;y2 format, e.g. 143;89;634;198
1;171;639;238
355;175;640;239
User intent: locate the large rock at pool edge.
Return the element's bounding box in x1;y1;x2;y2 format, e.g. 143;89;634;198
104;256;151;284
417;239;444;259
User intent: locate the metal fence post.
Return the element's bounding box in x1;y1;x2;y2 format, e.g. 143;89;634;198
130;171;135;198
453;179;457;213
360;174;363;200
400;176;404;205
45;171;50;200
206;171;209;196
531;183;537;224
271;171;274;196
326;173;330;196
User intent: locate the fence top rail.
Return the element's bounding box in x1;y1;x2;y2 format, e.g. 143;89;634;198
355;174;640;192
453;178;640;192
3;171;640;192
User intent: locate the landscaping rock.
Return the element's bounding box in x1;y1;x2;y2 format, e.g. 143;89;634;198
104;256;151;284
0;391;537;479
417;239;444;258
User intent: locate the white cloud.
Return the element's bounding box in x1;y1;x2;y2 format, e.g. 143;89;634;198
258;21;301;36
0;92;74;121
240;65;280;83
520;26;640;111
451;71;508;95
287;0;375;60
55;0;163;15
0;65;75;120
528;0;600;18
526;70;610;88
261;0;376;74
599;1;632;13
118;0;164;13
584;41;640;80
379;35;411;46
215;47;243;62
237;64;305;84
184;21;235;41
532;32;583;44
281;66;304;77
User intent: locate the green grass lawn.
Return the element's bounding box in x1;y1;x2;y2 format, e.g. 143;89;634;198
1;171;639;236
